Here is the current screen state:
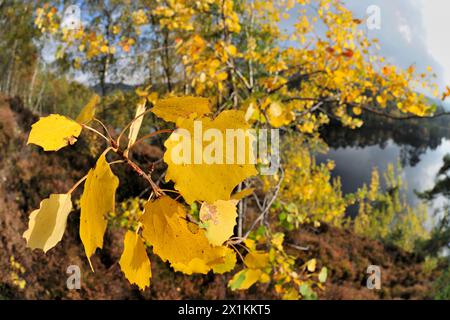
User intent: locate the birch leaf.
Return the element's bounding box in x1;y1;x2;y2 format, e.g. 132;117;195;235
119;231;152;290
151;96;211;123
244;251;270;269
80;152;119;270
76;94;100;124
28;114;82;151
23;194;72;253
211;247;237;274
231;188;255;200
140;196;229;274
164;110;257;204
200;200;238;246
127;99;147;152
228;269;263;291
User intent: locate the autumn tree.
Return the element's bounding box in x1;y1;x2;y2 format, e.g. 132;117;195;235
24;0;442;299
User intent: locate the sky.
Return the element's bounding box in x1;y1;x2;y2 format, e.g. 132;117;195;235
345;0;450;91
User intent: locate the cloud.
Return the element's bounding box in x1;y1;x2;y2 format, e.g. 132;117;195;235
345;0;446;88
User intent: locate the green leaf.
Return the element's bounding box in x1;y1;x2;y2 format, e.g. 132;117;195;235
318;267;328;283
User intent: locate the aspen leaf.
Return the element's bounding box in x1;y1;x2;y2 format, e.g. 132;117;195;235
200;200;238;246
267;102;295;128
172;248;236;275
244;251;270;269
171;258;210;275
231;188;254;200
140;196;229;274
76;94;100;124
23;194;72;253
28;114;82;151
80;152;119;269
119;231;152;290
151;96;211;123
318;267;328;283
127;99;146;152
228;269;263;290
283;288;300;300
306;258;317;272
211;247;237;274
164;110;257;204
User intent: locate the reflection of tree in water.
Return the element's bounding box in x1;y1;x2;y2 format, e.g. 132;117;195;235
416;154;450;256
320;107;450;167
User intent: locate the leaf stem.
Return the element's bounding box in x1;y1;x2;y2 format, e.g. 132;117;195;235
127;129;173;150
117;108;155;148
68;175;88;194
82;124;110;143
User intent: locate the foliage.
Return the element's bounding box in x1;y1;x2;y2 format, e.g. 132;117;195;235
269;134;350;229
20;0;446;299
416;156;450;256
433;266;450;300
353;164;429;252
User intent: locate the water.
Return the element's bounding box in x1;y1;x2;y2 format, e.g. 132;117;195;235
317;139;450;211
316;114;450;218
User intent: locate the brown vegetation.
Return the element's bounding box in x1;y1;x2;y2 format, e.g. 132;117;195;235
0;96;439;299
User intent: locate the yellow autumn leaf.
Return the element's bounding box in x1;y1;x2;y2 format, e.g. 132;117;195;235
211;247;237;274
140;196;229;274
119;231;152;290
28;114;82;151
200;200;238;246
227;44;237;56
352;106;362;116
244;251;270;269
228;268;263;291
164;110;257;204
171;258;210;275
76;94;100;124
80;152;119;269
306;258;317;272
231;188;255;200
126;99;147;153
267;102;295;128
151;96;211;123
23;194;72;253
216;72;228;81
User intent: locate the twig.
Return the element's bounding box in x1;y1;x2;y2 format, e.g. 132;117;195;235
243;167;285;239
82;124;110;143
68;175;88;194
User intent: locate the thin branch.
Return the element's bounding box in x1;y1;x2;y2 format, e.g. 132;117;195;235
93;118;113;141
243;167;285;239
128;129;173;150
81;124;110;143
67;175;88;194
117;108;155;148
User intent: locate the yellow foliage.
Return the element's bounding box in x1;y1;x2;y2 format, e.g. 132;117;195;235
200;200;238;246
164;110;257;204
76;94;99;124
80;152;119;269
28;114;82;151
152;96;211;123
23;194;72;253
244;251;270;269
119;231;152;290
228;269;264;291
141;196;233;274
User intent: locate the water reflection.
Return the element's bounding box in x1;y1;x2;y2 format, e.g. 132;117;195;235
316;113;450;212
317;140;450;209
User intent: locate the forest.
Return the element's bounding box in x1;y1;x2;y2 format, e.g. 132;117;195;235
0;0;449;301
